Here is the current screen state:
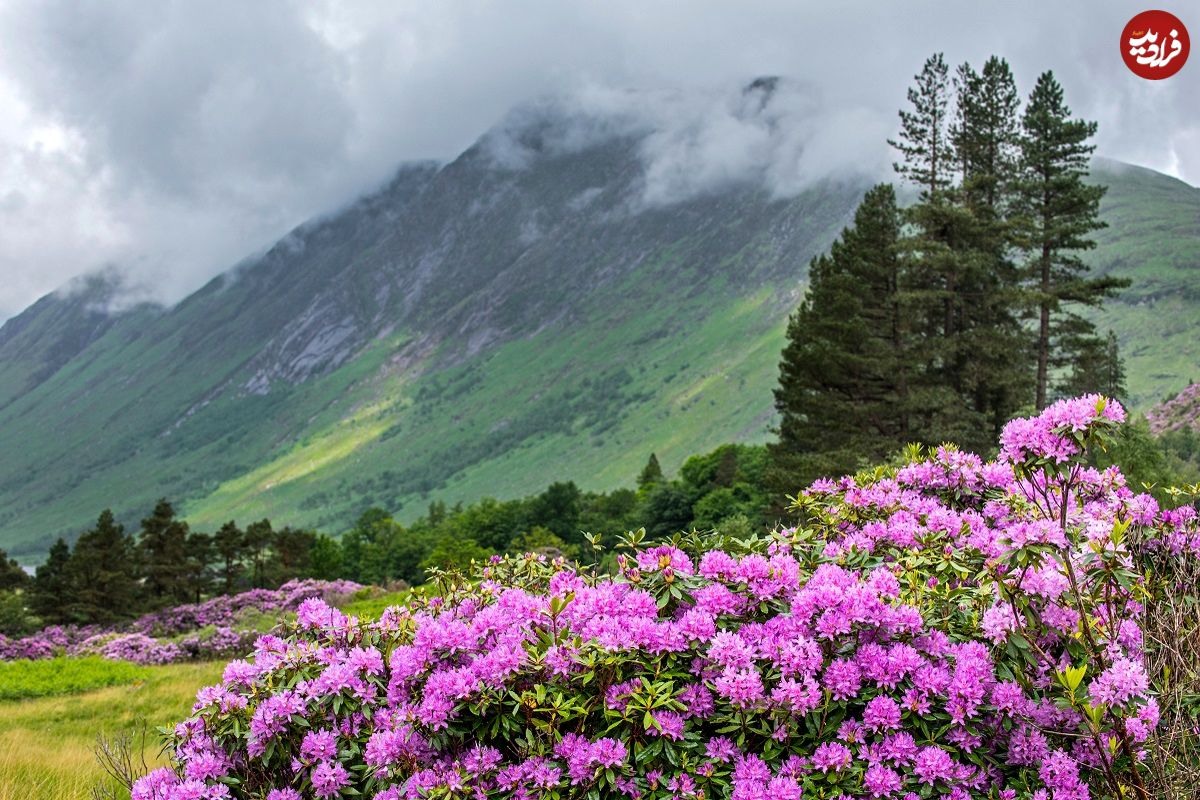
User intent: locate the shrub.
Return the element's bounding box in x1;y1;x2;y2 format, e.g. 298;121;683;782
0;580;361;665
0;589;35;636
72;632;183;666
135;396;1193;800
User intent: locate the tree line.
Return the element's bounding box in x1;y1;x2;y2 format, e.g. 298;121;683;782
0;500;342;630
769;54;1128;495
335;444;770;586
2;424;1195;635
0;445;773;630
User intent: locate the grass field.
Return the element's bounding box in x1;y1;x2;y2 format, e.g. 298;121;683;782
0;657;148;701
340;589;411;620
0;660;224;800
0;594;407;800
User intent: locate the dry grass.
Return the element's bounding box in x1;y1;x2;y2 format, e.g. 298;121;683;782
1137;541;1200;799
0;660;224;800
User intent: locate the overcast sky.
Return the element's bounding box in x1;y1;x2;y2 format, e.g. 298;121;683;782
0;1;1196;320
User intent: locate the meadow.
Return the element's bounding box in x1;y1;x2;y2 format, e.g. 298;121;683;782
0;660;224;800
0;591;408;800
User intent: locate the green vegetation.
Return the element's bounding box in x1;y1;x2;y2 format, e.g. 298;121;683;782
333;442;770;587
338;589;412;621
9;500;332;629
0;78;1196;564
771;54;1127;491
770;183;915;491
0;657;147;701
1;442;768;624
0;660;224;800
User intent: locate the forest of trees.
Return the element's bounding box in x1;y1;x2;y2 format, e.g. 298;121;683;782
768;55;1129;495
0;500;337;632
0;445;776;632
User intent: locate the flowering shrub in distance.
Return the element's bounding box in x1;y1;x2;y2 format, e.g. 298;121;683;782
136;396;1187;800
0;580;361;665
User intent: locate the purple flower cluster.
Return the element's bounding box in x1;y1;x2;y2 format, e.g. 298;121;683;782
999;394;1124;464
72;633;184;665
135;398;1185;800
0;580;361;665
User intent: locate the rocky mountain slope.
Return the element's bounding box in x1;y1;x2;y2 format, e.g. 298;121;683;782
0;96;1197;561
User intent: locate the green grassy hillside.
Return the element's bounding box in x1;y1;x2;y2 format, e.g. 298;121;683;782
0;143;1195;561
1086;159;1200;408
0;120;861;559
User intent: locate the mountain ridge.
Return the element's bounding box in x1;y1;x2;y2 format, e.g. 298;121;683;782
0;102;1197;562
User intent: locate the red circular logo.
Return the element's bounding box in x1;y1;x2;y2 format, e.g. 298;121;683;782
1122;10;1189;79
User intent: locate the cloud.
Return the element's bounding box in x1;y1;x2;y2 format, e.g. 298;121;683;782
631;80;892;205
483;79;892;205
0;0;1195;319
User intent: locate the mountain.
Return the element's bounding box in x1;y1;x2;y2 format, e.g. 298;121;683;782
0;89;869;560
0;98;1197;562
1086;159;1200;405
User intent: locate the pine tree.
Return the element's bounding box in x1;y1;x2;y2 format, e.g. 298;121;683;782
891;52;993;446
889;54;1034;447
1015;71;1128;408
769;183;912;495
0;548;27;591
181;531;214;603
243;519;275;589
946;56;1032;438
889;53;953;200
637;454;664;489
212;521;246;595
1057;327;1127;401
137;498;191;606
29;538;71;623
66;510;139;624
953;57;1021;211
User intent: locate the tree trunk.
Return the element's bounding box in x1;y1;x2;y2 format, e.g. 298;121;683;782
1036;241;1051;409
891;270;909;438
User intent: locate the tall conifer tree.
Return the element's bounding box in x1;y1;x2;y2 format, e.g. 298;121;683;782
66;510;139;624
954;57;1021;210
29;538;71;623
138;498;191;606
889;53;953;199
949;56;1032;437
769;184;911;494
1015;71;1127;408
892;53;998;448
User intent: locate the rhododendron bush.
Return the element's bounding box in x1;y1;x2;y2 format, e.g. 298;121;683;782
0;580;361;664
136;396;1196;800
